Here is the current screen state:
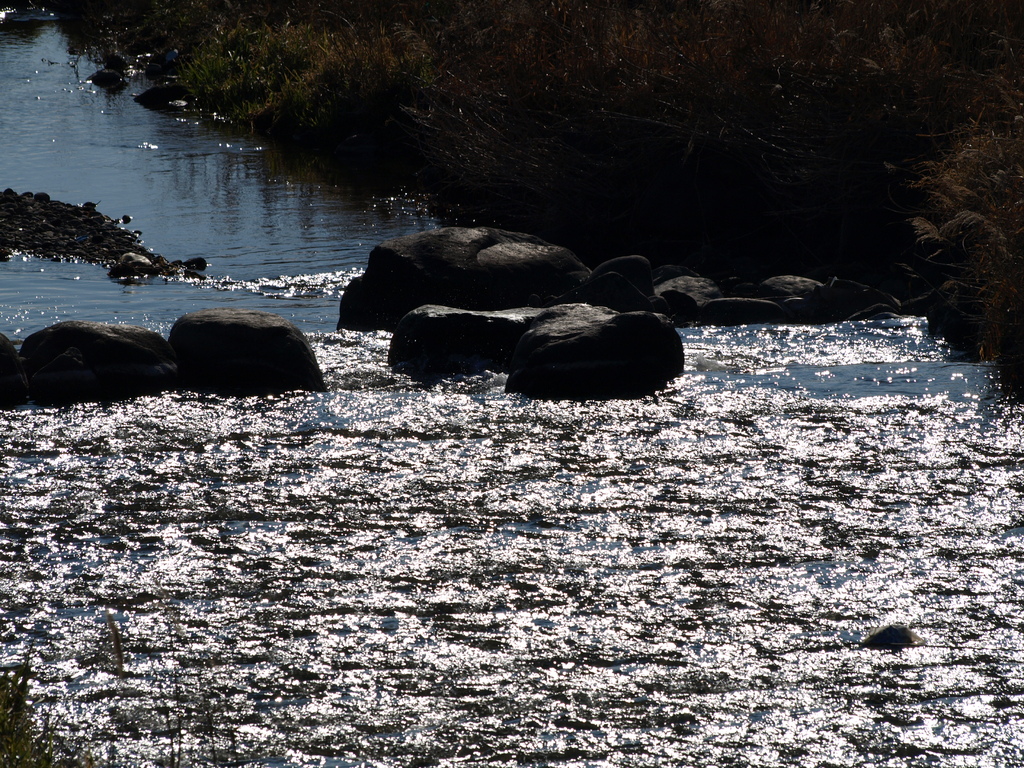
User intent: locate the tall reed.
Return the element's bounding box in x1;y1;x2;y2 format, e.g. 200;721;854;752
915;126;1024;390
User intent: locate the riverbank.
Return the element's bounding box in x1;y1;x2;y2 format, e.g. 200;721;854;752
62;0;1024;389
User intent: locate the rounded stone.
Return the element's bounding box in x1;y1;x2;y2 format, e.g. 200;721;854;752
169;308;325;394
861;624;925;649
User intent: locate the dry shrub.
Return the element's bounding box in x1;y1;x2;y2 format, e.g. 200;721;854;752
915;124;1024;389
0;664;67;767
416;0;1024;259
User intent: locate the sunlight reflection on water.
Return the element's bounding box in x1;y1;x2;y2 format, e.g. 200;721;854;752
3;321;1024;766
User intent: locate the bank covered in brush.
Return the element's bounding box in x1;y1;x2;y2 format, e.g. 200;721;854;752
75;0;1024;388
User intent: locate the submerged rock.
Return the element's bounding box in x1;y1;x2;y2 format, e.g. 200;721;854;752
88;68;124;88
103;53;129;73
169;308;325;395
108;251;162;278
337;227;590;331
134;83;191;108
505;303;684;400
788;278;901;323
861;624;925;649
19;320;178;404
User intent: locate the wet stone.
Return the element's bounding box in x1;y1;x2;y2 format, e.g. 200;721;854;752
88;68;125;88
0;333;29;407
862;624;925;649
20;320;179;405
169;308;326;395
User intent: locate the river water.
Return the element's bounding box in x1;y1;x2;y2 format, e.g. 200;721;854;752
3;11;1024;768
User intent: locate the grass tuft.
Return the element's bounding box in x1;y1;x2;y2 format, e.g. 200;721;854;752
0;664;61;768
183;21;433;141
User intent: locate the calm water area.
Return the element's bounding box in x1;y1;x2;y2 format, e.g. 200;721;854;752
3;10;1024;768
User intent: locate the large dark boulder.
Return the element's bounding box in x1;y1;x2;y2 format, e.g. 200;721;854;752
652;264;700;285
657;289;701;325
506;304;685;400
0;333;29;406
19;320;178;404
389;305;542;374
28;348;101;405
756;275;823;299
590;255;655;298
169;308;325;394
337;227;590;330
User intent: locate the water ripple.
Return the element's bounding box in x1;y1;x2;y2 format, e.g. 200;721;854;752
2;324;1023;766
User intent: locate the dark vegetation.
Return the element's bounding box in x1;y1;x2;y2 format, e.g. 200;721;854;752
0;663;82;767
60;0;1024;389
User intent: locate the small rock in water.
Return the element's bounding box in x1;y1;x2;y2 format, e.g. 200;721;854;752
134;83;191;108
104;53;129;73
862;624;925;649
89;68;124;88
108;252;159;278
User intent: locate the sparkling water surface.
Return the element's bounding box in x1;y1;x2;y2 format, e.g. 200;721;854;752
3;13;1024;768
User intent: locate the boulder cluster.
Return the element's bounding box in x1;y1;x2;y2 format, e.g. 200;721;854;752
339;226;962;399
0;309;325;407
340;228;686;399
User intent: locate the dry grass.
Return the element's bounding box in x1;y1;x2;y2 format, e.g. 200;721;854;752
417;0;1024;249
915;126;1024;390
184;23;423;138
